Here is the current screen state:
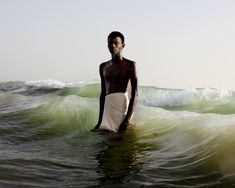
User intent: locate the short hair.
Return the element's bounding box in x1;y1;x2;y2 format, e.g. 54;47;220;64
107;31;125;43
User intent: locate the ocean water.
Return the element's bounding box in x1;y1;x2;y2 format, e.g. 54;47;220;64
1;79;235;187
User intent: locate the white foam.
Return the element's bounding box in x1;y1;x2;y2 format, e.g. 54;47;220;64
25;79;84;88
141;87;232;107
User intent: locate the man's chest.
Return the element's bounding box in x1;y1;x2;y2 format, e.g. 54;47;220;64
104;64;128;80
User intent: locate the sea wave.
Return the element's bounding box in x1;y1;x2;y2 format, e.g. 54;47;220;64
1;79;235;114
1;80;235;186
25;79;85;88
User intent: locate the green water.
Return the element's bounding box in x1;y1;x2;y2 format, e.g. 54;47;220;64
0;80;235;187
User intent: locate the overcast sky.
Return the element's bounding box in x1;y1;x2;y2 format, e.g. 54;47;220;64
1;0;235;90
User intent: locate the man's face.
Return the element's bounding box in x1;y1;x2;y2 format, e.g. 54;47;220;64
108;37;124;55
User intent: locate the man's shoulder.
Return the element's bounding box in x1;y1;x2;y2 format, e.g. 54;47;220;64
99;61;109;69
124;58;136;69
124;58;136;64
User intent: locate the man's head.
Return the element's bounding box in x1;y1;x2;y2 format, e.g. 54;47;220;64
107;31;125;55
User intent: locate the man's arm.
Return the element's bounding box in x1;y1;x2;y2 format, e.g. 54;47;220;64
119;62;138;131
94;63;106;129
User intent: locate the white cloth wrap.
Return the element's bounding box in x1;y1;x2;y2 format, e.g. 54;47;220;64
100;92;129;132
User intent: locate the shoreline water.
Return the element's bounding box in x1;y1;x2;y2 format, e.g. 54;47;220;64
0;79;235;187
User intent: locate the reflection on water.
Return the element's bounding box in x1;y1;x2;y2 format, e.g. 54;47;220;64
95;129;143;186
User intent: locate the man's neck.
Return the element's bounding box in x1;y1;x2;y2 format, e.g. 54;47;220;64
111;54;123;63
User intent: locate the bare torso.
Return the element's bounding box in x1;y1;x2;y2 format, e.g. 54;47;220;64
101;58;133;95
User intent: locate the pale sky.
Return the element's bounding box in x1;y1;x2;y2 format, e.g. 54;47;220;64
1;0;235;90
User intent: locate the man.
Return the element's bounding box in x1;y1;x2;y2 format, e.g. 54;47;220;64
93;31;138;132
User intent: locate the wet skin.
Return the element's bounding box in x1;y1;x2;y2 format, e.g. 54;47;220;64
94;36;138;131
